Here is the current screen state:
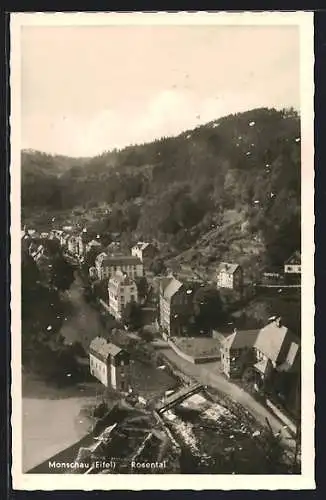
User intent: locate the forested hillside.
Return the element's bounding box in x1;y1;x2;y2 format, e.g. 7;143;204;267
21;107;301;272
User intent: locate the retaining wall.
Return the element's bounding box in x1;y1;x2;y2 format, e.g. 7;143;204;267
167;339;220;365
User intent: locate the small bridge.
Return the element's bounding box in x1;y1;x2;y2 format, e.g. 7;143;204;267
155;383;204;414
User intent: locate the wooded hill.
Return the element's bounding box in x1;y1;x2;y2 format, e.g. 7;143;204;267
21;107;301;274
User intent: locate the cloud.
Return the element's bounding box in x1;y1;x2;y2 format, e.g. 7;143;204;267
22;86;299;157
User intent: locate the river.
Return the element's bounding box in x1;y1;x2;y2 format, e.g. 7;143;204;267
22;272;112;472
22;271;176;472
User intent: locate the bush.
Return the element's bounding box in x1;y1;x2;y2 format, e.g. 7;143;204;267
138;330;154;343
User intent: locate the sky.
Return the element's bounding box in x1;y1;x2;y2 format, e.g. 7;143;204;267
20;24;300;157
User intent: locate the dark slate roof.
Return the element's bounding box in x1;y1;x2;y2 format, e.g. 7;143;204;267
254;320;300;368
89;337;123;361
285;251;301;265
254;321;288;363
223;330;259;350
217;262;240;275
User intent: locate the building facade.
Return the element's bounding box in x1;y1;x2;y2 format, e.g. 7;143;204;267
67;235;79;256
253;317;300;388
95;253;143;281
220;329;259;378
89;337;131;391
216;262;243;291
108;271;138;320
284;251;301;284
131;242;158;263
159;277;198;337
86;239;102;254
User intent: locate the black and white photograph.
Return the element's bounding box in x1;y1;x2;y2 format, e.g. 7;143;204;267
10;12;314;490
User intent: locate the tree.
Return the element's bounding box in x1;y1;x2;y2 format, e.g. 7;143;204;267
83;246;102;270
92;279;109;301
135;276;149;301
43;238;61;256
50;255;75;291
121;301;142;330
150;258;166;276
193;286;225;332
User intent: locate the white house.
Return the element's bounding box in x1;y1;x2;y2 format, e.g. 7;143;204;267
131;242;157;262
89;337;130;391
284;251;301;275
95;253;143;281
108;271;138;320
216;262;243;291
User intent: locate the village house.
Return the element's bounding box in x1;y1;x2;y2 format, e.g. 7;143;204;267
58;227;72;246
89;337;131;391
108;271;138;320
27;228;38;238
21;226;33;243
253;317;300;390
77;229;95;259
60;232;71;249
107;241;122;255
95;253;143;281
86;238;102;254
159;276;199;338
220;329;259;379
50;229;63;241
284;251;301;285
216;262;243;291
131;242;158;263
28;241;45;263
52;229;63;238
284;251;301;275
67;234;79;256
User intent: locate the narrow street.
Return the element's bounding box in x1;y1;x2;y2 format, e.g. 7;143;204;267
61;273;295;445
156;341;295;446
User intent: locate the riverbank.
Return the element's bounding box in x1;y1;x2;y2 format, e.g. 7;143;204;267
22;373;101;472
22;271;177;472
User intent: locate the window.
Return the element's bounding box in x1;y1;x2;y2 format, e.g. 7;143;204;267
121;360;124;367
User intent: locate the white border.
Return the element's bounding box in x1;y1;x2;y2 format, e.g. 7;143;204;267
10;11;315;490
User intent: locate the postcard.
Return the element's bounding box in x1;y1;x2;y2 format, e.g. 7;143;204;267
10;11;315;490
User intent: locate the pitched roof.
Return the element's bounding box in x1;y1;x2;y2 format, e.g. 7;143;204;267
163;277;183;300
133;241;150;251
89;337;123;361
87;239;102;248
254;319;300;366
254;358;273;375
285;251;301;265
95;252;109;265
276;341;300;373
223;329;259;350
217;262;240;275
160;277;173;292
